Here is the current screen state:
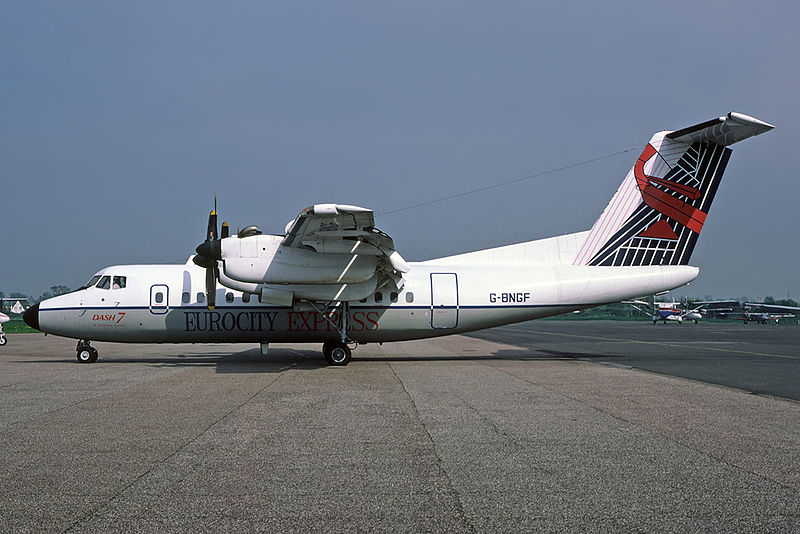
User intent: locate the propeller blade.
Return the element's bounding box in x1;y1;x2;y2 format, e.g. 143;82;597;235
196;202;222;310
206;263;217;310
207;209;218;241
221;221;229;239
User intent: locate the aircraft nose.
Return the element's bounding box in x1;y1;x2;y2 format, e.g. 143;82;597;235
23;303;40;331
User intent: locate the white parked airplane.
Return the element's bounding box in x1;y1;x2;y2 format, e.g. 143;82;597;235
736;302;800;324
24;112;774;365
626;298;737;324
0;311;8;346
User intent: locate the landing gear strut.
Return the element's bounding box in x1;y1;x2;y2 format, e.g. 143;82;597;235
76;340;98;363
307;301;355;366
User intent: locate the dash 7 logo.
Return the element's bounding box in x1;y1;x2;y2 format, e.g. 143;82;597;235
92;312;126;324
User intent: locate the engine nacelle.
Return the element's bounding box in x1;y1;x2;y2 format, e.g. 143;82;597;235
220;234;379;285
218;269;379;306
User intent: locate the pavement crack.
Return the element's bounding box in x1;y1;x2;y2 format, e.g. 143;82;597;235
60;365;293;533
387;362;476;534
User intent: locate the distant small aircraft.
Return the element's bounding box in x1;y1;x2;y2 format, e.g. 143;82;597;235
733;302;800;324
657;302;701;324
0;311;8;346
24;112;774;364
627;298;737;324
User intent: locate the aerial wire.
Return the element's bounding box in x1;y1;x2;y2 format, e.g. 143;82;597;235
378;145;642;217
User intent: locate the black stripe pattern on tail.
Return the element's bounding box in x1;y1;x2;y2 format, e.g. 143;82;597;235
588;141;731;266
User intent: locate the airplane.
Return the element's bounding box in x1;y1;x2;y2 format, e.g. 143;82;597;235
0;297;30;346
734;302;800;324
627;298;736;324
0;311;8;346
656;302;700;324
23;112;774;365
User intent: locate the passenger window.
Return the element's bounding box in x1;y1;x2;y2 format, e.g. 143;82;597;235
97;276;111;290
242;293;251;303
375;292;383;303
197;292;205;303
226;292;234;303
390;292;398;303
112;276;126;289
405;292;414;303
182;292;191;304
155;292;164;304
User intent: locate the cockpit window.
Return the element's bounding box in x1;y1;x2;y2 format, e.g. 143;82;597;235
85;275;101;289
112;276;127;289
96;276;111;290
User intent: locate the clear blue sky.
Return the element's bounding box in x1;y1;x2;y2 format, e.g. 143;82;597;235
2;1;797;300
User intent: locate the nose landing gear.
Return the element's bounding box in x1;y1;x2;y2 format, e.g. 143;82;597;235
76;340;98;363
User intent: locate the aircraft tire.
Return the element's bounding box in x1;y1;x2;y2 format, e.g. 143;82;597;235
77;347;98;364
322;341;335;364
328;343;351;366
0;334;6;346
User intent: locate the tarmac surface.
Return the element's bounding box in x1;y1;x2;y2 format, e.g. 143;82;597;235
1;324;798;532
469;320;800;401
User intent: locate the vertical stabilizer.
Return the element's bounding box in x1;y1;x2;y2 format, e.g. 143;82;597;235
573;112;773;267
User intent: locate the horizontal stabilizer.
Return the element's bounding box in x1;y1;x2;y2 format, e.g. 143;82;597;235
666;112;774;146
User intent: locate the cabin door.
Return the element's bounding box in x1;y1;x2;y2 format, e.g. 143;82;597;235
430;273;458;329
149;284;169;315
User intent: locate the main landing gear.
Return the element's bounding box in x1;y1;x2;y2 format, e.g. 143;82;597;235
306;301;356;366
76;340;98;363
322;341;352;366
0;332;6;346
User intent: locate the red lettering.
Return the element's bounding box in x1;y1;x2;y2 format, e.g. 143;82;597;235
366;312;380;331
299;312;314;331
288;312;299;331
351;311;365;332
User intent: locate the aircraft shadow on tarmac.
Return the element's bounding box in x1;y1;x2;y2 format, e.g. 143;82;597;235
18;347;580;374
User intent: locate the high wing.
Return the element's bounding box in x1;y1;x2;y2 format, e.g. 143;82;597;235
744;302;800;311
686;299;738;313
282;204;411;286
198;203;412;307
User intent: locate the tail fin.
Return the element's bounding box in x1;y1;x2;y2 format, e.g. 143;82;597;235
573;112;773;267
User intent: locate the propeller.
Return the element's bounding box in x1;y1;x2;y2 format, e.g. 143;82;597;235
193;199;222;310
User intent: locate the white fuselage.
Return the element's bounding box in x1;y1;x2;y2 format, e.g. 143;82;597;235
35;255;698;344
